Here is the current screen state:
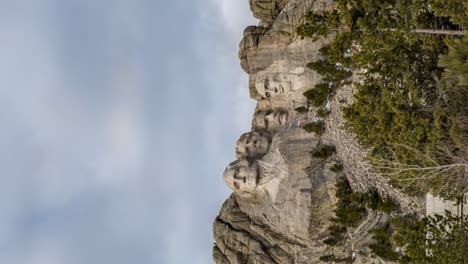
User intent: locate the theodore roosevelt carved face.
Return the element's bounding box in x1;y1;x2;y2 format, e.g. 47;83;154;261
252;110;288;131
236;132;270;159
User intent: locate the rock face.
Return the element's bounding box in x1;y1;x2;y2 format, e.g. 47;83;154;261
213;1;424;263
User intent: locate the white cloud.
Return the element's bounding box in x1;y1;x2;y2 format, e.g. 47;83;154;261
213;0;258;36
95;63;145;186
0;1;259;264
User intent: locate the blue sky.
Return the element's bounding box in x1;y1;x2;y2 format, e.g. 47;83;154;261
0;1;257;263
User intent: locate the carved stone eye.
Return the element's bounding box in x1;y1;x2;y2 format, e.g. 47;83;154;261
265;92;271;97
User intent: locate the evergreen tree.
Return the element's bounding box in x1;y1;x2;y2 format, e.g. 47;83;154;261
296;11;340;41
438;37;468;86
393;212;468;264
428;0;468;27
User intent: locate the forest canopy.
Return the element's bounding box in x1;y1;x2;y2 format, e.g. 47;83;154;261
298;0;467;199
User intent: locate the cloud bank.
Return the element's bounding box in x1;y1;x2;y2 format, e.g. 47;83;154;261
0;0;257;264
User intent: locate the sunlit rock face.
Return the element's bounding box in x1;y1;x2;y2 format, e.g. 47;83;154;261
213;0;422;263
224;160;260;197
252;110;289;132
214;1;337;262
236;131;270;159
249;0;286;22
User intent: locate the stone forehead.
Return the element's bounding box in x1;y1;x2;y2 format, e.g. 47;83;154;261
237;131;266;142
254;109;287;116
227;159;249;169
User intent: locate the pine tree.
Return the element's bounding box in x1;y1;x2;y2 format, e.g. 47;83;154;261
393;212;468;264
428;0;468;28
438;37;468;86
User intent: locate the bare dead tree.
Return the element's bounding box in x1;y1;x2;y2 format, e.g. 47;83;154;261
368;141;468;198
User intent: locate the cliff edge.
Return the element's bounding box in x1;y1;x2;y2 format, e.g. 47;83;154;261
213;1;426;263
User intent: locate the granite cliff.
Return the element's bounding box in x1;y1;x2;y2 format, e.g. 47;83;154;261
213;1;428;263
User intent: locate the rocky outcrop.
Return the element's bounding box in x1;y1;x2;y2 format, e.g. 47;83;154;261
213;0;424;263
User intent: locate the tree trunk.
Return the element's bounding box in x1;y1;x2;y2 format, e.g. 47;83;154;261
383;28;465;35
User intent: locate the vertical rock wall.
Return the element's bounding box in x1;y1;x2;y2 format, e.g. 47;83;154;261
213;1;425;263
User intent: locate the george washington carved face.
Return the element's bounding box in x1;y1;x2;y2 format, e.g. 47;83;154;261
252;110;288;131
236;132;270;159
223;149;287;201
223;160;260;195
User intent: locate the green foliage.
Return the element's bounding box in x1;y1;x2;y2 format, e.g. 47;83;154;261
297;2;468;260
323;176;401;258
323;224;347;246
312;145;336;159
438;36;468;86
319;254;353;263
323;176;365;247
297;0;467;197
330;163;343;172
320;32;355;67
304;60;352;107
361;189;399;214
303;84;330;107
437;79;468;127
316;108;329;118
306;60;352;84
335;0;457;31
428;0;468;27
296;11;340;41
368;223;400;261
333;176;367;227
303;0;466;197
319;255;335;262
303;121;325;136
334;177;399;226
392;212;468;264
294;106;309;113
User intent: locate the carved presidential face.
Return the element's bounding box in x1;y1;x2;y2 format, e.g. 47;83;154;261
236;132;270;159
252;110;289;131
255;73;292;99
223;160;259;194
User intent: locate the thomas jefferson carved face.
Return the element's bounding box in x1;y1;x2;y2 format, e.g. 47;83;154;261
236;132;270;159
252;110;288;131
255;73;292;99
223;160;259;194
